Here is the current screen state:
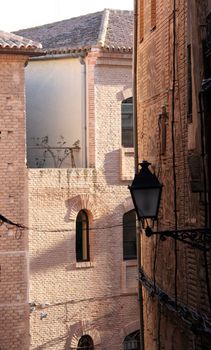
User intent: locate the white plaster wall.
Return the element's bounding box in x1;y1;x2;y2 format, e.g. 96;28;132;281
25;57;83;168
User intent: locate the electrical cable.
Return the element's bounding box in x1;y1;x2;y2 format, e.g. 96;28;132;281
0;214;25;228
0;215;140;234
172;0;178;309
157;302;161;350
153;231;158;290
139;267;211;334
199;91;211;309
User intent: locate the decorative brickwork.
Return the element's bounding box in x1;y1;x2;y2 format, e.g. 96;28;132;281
0;54;29;350
136;0;211;349
27;49;138;349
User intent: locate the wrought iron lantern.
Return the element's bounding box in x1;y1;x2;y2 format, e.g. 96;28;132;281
128;161;163;222
128;161;211;251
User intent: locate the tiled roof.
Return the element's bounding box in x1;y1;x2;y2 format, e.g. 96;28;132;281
14;9;133;53
0;30;42;53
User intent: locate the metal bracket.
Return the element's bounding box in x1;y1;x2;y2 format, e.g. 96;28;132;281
145;227;211;251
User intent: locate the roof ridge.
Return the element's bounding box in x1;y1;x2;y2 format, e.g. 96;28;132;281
14;9;133;54
97;9;110;47
105;8;133;14
14;10;105;33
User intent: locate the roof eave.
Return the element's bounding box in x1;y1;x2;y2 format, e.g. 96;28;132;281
0;47;45;57
45;46;91;55
102;45;133;53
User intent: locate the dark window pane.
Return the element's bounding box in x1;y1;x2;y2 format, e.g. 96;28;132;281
77;335;94;350
123;210;137;260
76;210;89;262
124;330;140;350
122;97;134;147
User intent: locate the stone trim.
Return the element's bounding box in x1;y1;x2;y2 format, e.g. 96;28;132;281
69;320;101;349
120;320;140;340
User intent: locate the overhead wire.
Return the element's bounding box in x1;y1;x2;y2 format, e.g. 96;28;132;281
0;213;140;234
172;0;178;308
199;90;211;309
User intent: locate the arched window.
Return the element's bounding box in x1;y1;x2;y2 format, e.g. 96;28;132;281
124;330;140;350
76;210;89;262
121;97;133;147
123;210;137;260
77;335;94;350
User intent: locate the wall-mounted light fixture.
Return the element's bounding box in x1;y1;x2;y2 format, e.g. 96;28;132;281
129;160;211;251
128;161;162;223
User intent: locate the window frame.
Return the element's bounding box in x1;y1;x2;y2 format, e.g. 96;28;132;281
121;97;134;148
76;210;90;262
123;209;137;260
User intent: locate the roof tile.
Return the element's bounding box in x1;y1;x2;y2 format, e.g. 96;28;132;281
14;9;133;53
0;30;42;51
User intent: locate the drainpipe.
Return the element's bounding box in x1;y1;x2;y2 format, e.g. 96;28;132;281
80;57;88;168
133;1;145;350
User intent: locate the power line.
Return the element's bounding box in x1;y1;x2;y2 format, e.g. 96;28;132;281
0;213;139;234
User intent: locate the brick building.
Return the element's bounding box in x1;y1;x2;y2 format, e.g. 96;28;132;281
15;10;140;350
0;31;42;350
135;0;211;349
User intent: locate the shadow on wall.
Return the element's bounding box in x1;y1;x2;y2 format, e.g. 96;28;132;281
104;149;122;186
30;204;122;273
30;238;73;273
33;334;67;349
32;317;104;349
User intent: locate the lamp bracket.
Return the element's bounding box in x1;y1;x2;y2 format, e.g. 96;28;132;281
144;227;211;251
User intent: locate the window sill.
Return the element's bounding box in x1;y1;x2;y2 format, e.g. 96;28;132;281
120;147;135;181
76;261;95;269
124;259;137;266
121;260;137;292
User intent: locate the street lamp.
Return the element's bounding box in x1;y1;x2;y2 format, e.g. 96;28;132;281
128;161;163;223
128;160;211;250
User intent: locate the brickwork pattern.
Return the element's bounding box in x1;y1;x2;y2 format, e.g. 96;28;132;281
0;55;29;350
28;51;139;349
137;0;211;349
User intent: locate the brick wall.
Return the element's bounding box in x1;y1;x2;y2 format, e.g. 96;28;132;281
0;55;29;350
28;51;138;349
136;0;211;349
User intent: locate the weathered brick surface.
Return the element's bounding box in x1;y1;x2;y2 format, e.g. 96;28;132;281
0;55;29;350
28;51;138;349
136;0;211;349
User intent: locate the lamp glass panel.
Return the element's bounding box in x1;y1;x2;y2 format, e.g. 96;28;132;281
133;188;160;218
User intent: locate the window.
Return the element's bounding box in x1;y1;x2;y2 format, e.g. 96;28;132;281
77;335;94;350
76;210;89;262
124;330;140;350
123;210;137;260
151;0;156;29
139;0;144;41
121;97;133;147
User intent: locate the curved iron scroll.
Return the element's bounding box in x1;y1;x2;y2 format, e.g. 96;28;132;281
145;227;211;251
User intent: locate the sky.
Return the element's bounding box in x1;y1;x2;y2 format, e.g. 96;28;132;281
2;0;133;32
